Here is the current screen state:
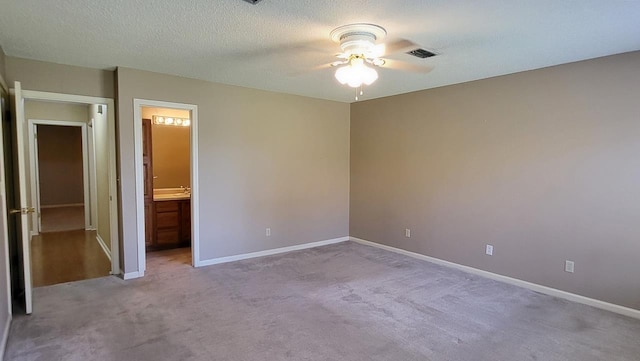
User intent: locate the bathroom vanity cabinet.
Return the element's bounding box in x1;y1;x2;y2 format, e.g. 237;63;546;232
147;199;191;250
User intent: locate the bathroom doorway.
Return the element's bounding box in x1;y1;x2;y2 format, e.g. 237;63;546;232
133;100;199;277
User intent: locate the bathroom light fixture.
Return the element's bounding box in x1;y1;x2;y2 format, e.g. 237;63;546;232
152;115;191;127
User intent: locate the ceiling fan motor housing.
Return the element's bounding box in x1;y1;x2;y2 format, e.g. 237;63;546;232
330;24;387;56
340;33;377;55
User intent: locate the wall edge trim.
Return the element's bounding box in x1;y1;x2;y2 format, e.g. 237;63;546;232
349;237;640;320
0;73;7;94
123;271;143;280
96;234;111;262
198;236;350;267
0;314;11;360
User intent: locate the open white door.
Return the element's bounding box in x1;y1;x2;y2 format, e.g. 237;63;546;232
12;81;34;314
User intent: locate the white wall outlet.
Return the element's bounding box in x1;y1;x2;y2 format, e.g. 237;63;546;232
565;260;575;273
266;228;271;237
485;244;494;256
405;229;411;238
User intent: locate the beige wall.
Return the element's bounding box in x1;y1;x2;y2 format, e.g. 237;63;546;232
151;125;190;189
37;125;83;206
5;56;114;98
91;104;111;250
117;67;350;273
0;45;6;84
142;107;191;189
142;107;189;119
25;100;89;122
350;51;640;310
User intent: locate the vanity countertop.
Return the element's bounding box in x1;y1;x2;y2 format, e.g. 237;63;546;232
153;188;191;201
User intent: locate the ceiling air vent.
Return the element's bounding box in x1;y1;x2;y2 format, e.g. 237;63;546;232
406;48;437;59
242;0;263;4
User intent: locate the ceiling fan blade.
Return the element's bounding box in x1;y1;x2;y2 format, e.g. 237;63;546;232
287;63;334;77
330;60;348;67
223;38;335;63
382;38;420;55
381;59;434;73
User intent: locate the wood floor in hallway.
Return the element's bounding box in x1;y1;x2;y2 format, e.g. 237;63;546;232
40;205;85;232
31;230;111;287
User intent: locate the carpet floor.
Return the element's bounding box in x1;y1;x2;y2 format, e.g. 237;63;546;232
5;241;640;360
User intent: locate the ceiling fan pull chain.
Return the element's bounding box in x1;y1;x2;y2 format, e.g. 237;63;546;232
354;86;365;101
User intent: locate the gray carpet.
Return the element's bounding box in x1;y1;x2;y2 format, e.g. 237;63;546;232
5;241;640;360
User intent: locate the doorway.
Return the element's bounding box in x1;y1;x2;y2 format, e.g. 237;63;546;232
28;120;91;234
133;99;199;278
10;83;119;313
26;115;109;287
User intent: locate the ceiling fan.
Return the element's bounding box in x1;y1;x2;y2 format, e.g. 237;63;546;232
327;23;434;99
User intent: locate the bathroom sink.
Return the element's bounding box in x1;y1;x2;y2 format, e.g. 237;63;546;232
154;193;190;201
153;188;191;201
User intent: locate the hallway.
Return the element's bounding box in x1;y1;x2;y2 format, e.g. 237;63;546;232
31;230;111;287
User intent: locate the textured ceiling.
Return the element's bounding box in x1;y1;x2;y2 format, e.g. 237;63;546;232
1;1;639;103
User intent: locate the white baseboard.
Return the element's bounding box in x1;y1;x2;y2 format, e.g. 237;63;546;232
123;271;143;280
40;203;84;209
198;236;350;267
0;314;11;361
95;234;111;261
350;237;640;320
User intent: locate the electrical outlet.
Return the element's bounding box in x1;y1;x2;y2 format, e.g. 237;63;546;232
485;244;494;256
565;260;575;273
405;229;411;238
266;228;271;237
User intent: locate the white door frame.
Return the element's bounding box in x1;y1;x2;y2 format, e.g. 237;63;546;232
0;81;13;325
12;82;33;313
27;119;93;234
19;89;120;276
133;99;200;276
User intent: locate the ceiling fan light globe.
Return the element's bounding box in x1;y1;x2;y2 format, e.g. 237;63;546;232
363;67;378;85
335;66;351;84
335;60;378;88
347;78;364;88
